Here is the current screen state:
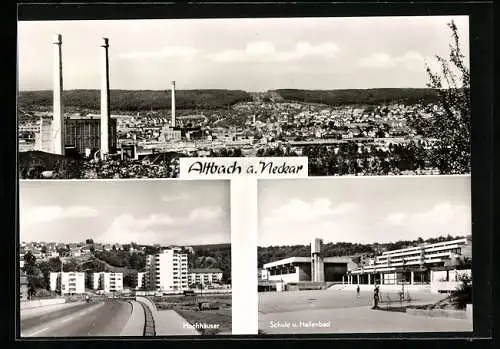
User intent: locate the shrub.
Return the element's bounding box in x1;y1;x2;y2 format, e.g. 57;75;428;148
451;273;472;309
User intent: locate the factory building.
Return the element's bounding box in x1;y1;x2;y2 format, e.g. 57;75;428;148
65;116;117;156
188;268;223;286
35;115;117;157
49;272;85;295
144;247;189;291
35;116;53;153
159;125;182;142
92;272;123;293
346;237;472;292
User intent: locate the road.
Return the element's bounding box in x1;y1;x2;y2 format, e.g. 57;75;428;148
21;300;132;337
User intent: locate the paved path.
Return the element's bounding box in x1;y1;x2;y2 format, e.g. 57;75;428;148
258;289;471;334
259;306;473;334
120;301;145;336
155;310;200;336
21;300;132;337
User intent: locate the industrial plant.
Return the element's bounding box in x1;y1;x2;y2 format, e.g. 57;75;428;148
33;34;182;161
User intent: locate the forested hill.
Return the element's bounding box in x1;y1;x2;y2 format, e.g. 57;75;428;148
258;234;468;268
18;89;252;111
18;88;444;112
271;88;442;106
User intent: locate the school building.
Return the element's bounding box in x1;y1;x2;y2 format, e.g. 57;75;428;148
346;237;472;293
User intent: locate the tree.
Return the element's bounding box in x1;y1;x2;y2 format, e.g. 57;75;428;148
425;20;470;174
123;274;135;288
451;273;472;309
86;238;94;245
23;251;37;276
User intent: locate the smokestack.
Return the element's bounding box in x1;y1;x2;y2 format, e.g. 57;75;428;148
100;37;110;160
52;34;64;155
171;81;176;128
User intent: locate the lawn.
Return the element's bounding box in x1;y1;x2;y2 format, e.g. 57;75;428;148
153;294;232;335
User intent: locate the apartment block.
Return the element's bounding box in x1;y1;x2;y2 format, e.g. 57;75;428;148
49;272;85;295
92;272;123;293
144;247;189;291
188;268;224;286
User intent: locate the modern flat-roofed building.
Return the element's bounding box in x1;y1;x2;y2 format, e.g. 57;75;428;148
144;247;189;291
50;272;85;295
347;237;472;288
188;268;223;286
92;272;123;293
263;256;358;284
262;238;358;286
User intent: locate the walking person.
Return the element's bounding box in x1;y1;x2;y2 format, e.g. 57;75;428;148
356;285;360;298
372;283;380;309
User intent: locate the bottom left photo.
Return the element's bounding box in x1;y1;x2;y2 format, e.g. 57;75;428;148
18;179;232;337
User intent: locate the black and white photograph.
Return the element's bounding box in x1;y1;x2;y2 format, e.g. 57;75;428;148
19;180;232;337
17;16;470;179
257;176;472;334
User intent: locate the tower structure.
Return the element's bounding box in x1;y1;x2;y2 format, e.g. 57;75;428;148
52;34;65;155
311;238;325;282
100;37;111;160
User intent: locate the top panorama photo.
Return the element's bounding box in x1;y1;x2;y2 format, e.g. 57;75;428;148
17;16;470;179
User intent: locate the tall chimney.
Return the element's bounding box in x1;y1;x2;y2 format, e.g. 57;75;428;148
100;37;110;160
52;34;64;155
171;81;176;128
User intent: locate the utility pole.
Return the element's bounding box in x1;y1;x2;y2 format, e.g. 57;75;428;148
60;258;63;295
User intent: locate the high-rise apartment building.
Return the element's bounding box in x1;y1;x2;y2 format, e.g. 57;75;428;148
144;248;189;291
135;272;145;290
92;272;123;293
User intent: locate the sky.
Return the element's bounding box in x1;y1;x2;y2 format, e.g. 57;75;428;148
19;180;230;245
18;16;469;91
258;176;471;247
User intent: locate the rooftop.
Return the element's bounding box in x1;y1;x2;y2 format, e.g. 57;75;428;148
263;256;354;269
190;268;223;274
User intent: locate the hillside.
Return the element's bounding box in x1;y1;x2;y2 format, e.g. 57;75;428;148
18;88;445;112
18;89;253;111
271;88;442;106
258;234;467;268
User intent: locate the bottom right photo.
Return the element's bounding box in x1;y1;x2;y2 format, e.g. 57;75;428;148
257;175;472;334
